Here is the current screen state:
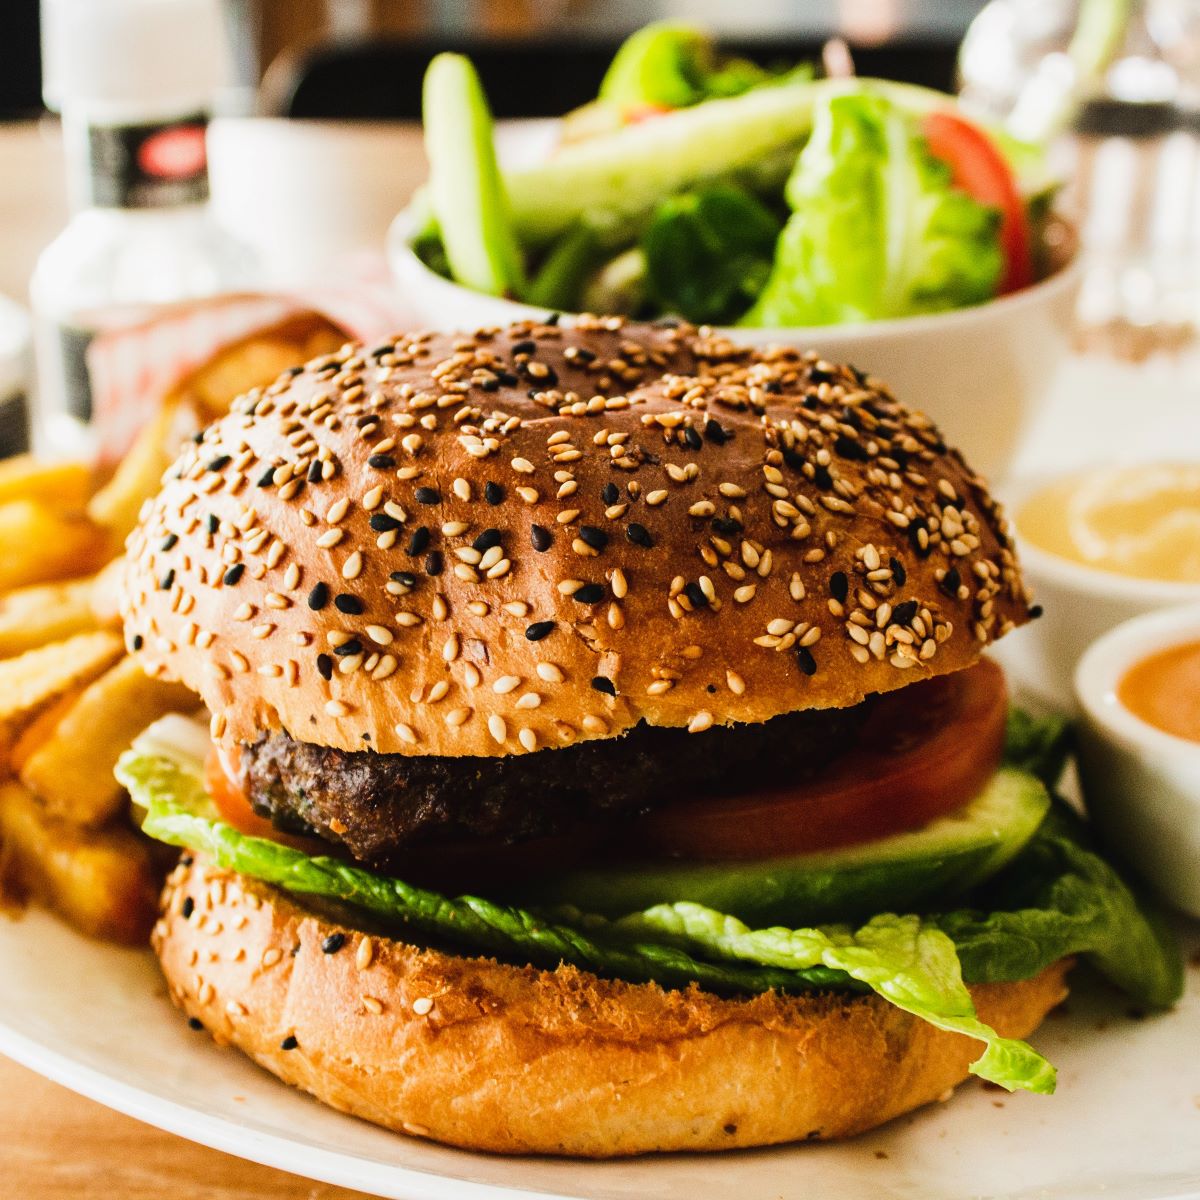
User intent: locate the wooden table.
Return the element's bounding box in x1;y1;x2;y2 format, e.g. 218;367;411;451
0;116;424;1200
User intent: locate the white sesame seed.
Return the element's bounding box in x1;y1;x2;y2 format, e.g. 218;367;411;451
487;714;507;744
326;497;350;523
394;722;417;744
445;706;471;727
687;711;714;733
515;692;541;709
536;662;564;683
442;634;460;662
493;675;521;694
511;457;535;474
325;699;352;717
365;624;393;645
726;669;746;695
316;529;343;549
412;996;433;1016
341;551;364;580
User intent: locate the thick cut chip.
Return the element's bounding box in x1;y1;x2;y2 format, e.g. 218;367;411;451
0;576;99;658
0;500;111;593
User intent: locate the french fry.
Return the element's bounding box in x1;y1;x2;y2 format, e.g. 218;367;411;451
170;313;346;425
0;455;93;511
89;557;126;629
0;576;99;658
0;780;162;943
0;631;124;770
86;399;181;545
0;499;112;593
20;656;196;827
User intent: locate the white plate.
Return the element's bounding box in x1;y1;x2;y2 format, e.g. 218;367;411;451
2;902;1200;1200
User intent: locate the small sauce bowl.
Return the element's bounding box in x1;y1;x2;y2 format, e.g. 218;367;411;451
1075;604;1200;916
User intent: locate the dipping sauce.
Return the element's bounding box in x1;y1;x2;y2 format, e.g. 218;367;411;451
1017;463;1200;582
1118;640;1200;743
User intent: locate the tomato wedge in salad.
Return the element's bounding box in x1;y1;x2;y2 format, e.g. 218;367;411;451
631;658;1009;861
921;110;1033;295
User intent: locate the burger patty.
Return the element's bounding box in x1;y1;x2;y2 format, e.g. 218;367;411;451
240;702;871;871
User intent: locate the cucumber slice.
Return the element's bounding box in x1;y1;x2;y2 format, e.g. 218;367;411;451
422;53;525;296
518;768;1050;927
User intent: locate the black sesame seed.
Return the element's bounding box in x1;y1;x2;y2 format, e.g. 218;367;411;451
355;415;377;428
424;550;444;576
333;638;363;656
684;582;709;608
813;464;834;490
414;486;441;505
497;371;518;387
322;932;345;954
205;514;218;535
704;419;730;444
578;525;608;550
479;376;500;392
795;645;817;676
591;676;616;696
712;516;742;535
206;455;231;472
368;454;396;470
1029;603;1044;619
307;582;330;610
626;522;654;548
525;620;554;641
802;393;821;411
602;482;619;505
808;366;834;385
783;447;806;471
257;467;276;487
573;347;596;364
537;364;558;386
181;897;195;919
369;513;401;533
940;565;962;596
131;634;144;651
191;430;204;444
334;593;364;615
188;1017;204;1031
316;653;333;680
280;1035;299;1051
572;583;604;604
834;434;867;461
511;339;536;356
472;528;502;552
763;379;783;394
222;563;245;586
829;571;849;602
530;524;553;552
543;311;561;325
484;481;504;505
890;557;907;586
159;569;175;590
160;533;178;551
682;426;702;451
307;460;323;482
892;599;919;626
389;570;416;587
407;526;430;555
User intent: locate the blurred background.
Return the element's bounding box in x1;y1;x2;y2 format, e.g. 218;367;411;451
2;1;998;120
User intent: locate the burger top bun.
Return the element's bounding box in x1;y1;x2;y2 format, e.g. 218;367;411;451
121;317;1034;758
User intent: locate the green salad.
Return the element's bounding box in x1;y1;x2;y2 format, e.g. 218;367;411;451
411;23;1062;326
118;709;1180;1097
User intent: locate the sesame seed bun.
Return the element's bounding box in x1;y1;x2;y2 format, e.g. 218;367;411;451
156;858;1070;1156
121;316;1033;758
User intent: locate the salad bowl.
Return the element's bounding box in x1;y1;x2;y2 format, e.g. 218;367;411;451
388;211;1080;481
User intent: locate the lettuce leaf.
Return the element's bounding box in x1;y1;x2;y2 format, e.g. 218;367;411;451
741;91;1003;326
614;906;1054;1092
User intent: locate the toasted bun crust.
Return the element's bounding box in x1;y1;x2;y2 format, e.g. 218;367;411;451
156;860;1069;1157
122;317;1033;757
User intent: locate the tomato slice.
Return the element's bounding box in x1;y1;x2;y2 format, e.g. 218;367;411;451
921;110;1033;295
203;747;327;854
630;659;1009;861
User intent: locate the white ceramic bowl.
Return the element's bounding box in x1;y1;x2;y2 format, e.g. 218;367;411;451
1075;604;1200;916
387;210;1081;481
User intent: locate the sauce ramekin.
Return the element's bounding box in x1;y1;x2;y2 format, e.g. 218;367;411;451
1074;604;1200;916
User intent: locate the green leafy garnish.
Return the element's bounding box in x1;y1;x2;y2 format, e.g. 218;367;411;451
742;90;1003;326
641;183;782;324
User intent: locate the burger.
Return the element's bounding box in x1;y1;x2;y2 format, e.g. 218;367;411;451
116;317;1179;1157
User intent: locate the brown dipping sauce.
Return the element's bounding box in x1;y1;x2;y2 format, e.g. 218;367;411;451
1118;640;1200;743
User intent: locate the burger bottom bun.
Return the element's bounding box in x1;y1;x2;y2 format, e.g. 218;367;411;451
155;859;1071;1158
